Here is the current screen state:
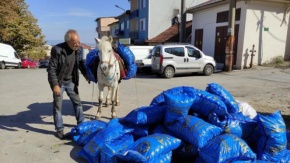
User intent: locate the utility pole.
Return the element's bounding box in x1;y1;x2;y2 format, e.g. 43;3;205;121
224;0;236;72
180;0;186;43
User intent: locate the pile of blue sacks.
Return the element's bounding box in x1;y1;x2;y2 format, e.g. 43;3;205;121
70;83;290;163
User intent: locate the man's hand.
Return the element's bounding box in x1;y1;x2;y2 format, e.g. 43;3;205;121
84;75;90;84
53;85;61;96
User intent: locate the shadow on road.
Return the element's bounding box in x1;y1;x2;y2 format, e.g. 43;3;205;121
0;100;93;134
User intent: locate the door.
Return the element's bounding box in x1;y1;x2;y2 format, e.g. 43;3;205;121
214;25;239;65
164;47;187;73
186;46;202;72
194;29;203;51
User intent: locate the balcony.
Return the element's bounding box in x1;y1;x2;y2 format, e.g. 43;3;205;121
129;9;139;19
129;31;138;39
115;29;124;36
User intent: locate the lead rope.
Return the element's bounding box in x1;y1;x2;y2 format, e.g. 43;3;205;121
89;82;96;120
133;69;140;108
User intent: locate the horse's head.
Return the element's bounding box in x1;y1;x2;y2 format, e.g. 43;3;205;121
95;36;114;72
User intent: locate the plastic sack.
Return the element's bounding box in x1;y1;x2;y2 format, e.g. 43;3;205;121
287;129;290;149
120;105;166;126
117;133;181;162
257;110;287;162
166;115;222;148
199;134;256;163
70;120;107;144
150;86;185;106
116;42;136;80
164;87;196;123
191;89;229;117
237;100;257;119
206;82;240;113
82;119;134;162
85;49;99;83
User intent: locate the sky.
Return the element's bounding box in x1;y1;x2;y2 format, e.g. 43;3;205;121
25;0;130;46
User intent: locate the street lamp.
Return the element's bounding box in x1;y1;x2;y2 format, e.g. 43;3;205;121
115;4;126;12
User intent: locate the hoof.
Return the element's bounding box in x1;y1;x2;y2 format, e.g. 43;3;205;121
96;112;101;120
111;112;117;119
115;102;120;106
104;103;110;107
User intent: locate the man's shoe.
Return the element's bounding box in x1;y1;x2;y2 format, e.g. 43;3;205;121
55;130;65;139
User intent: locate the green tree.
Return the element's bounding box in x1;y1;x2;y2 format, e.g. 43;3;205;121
0;0;46;59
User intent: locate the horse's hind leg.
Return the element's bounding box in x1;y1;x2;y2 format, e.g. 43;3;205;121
105;86;111;107
96;85;104;120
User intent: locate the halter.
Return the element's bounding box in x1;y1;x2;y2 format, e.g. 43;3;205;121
99;50;118;83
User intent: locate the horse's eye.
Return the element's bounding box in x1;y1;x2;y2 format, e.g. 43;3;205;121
108;50;112;53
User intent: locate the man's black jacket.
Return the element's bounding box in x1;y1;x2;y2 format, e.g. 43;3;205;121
47;42;87;91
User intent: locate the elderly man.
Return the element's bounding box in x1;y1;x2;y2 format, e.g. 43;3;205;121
47;29;88;139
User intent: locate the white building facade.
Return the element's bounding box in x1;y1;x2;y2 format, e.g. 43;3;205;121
188;0;290;69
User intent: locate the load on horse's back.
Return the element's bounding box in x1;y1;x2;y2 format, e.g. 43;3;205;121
95;36;120;119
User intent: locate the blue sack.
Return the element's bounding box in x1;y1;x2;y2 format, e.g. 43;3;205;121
120;105;166;126
199;134;256;163
117;133;181;162
191;89;229;117
116;42;136;80
166;115;222;148
85;49;99;83
206;82;240;113
257;110;287;162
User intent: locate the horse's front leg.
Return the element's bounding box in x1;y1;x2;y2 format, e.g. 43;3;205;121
96;84;104;120
105;86;111;107
111;85;118;119
115;84;120;106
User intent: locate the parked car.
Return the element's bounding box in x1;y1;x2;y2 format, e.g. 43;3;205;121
39;60;49;68
135;53;152;73
151;43;216;78
21;58;37;69
0;43;21;69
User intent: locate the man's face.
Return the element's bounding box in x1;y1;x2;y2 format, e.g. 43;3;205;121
67;34;79;51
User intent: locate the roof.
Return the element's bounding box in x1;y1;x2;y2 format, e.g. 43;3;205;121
146;21;192;43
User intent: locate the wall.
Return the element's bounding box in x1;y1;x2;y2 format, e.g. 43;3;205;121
148;0;205;40
243;1;288;66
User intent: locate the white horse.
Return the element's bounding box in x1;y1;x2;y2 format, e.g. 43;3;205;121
95;36;120;119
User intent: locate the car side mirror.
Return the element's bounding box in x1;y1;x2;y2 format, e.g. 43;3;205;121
194;50;201;58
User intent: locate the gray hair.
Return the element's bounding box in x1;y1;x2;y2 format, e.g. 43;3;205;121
64;29;78;42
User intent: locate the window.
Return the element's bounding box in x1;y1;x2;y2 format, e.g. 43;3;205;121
216;8;241;23
121;22;124;30
152;47;161;57
186;47;200;58
140;0;146;8
140;19;146;31
165;47;184;57
127;20;129;29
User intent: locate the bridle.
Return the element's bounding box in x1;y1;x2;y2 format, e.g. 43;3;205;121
99;50;118;82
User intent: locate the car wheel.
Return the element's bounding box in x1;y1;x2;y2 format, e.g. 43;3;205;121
163;66;174;78
203;64;214;76
17;63;21;69
0;62;5;69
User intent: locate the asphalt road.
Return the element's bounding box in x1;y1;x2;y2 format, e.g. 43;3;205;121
1;67;290;163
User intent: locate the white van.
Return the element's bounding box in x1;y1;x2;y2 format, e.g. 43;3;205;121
0;43;21;69
151;43;216;78
127;46;154;60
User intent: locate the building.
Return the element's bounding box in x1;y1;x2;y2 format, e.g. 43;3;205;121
95;17;118;39
187;0;290;69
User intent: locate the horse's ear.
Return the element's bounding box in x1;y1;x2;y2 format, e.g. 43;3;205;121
109;36;113;43
95;38;101;43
